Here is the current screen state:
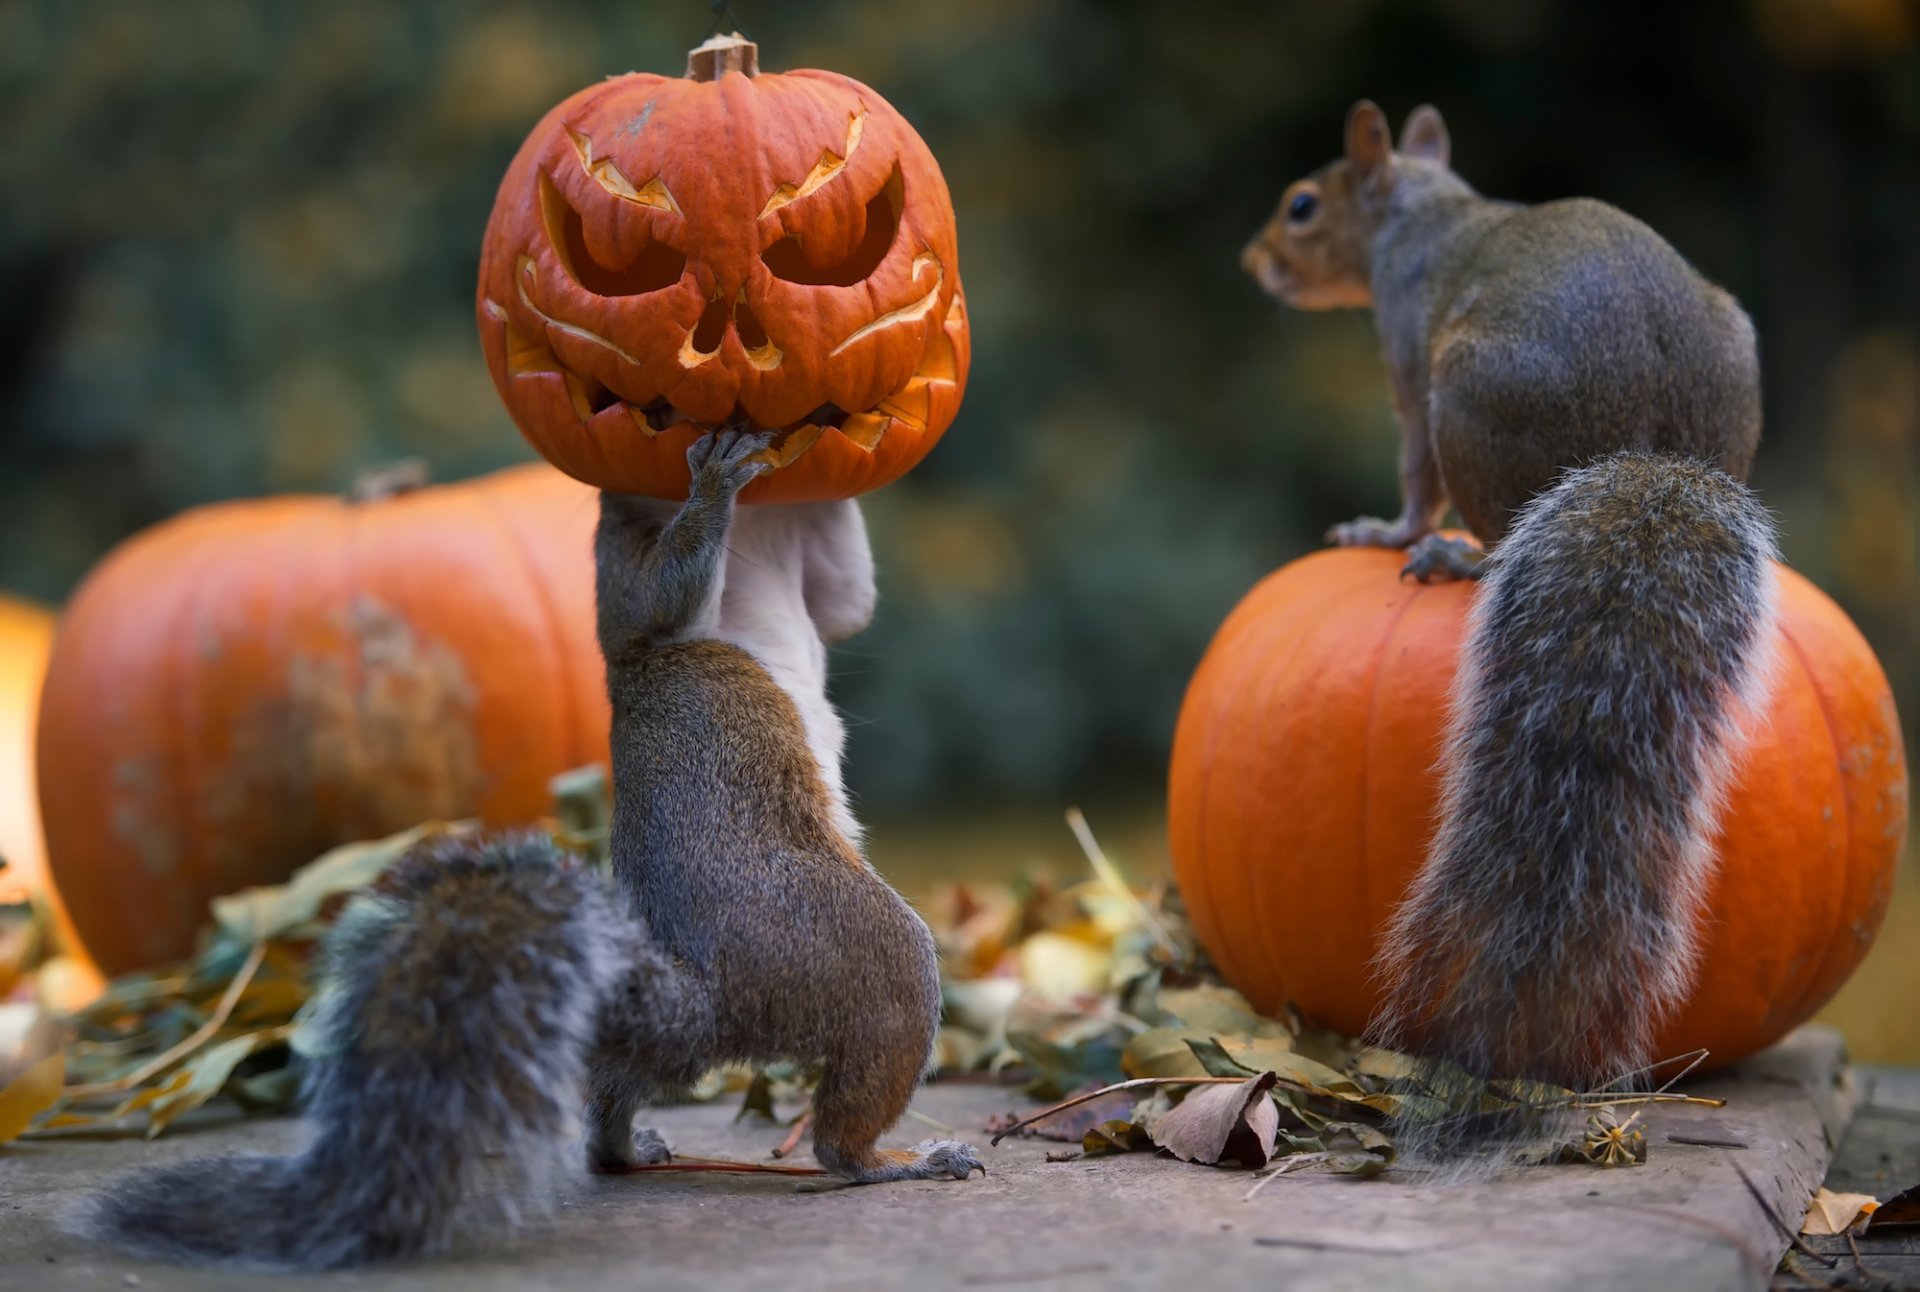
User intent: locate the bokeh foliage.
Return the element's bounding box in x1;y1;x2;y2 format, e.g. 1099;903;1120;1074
0;0;1912;814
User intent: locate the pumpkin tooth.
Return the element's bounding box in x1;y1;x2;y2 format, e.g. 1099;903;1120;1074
840;412;889;451
874;380;931;432
776;423;827;466
563;374;596;421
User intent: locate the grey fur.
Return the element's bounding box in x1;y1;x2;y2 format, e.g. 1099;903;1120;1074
78;834;630;1269
1371;453;1780;1156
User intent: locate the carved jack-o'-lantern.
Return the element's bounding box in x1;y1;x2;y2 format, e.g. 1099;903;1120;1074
477;34;968;503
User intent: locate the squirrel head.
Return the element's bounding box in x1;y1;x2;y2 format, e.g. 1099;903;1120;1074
1241;101;1452;311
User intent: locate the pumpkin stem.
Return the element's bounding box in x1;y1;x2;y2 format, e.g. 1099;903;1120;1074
687;32;758;81
348;460;432;503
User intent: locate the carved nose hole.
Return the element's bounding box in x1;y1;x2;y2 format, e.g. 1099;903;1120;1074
735;293;769;349
690;294;728;355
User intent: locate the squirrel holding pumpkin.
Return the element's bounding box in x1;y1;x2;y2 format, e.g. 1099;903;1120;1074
1243;102;1779;1153
81;431;983;1269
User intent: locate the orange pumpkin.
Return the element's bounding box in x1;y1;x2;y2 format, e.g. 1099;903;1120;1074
0;595;103;1002
0;596;56;913
1168;545;1908;1070
476;34;968;503
37;464;611;973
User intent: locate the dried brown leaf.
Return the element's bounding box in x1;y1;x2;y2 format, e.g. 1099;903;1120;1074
0;1051;63;1143
1152;1071;1279;1168
144;1027;292;1136
1081;1119;1153;1157
1801;1187;1878;1236
1157;985;1286;1039
1867;1182;1920;1232
1122;1027;1212;1080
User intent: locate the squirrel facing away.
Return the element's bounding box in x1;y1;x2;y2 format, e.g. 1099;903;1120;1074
81;430;981;1269
1243;103;1781;1151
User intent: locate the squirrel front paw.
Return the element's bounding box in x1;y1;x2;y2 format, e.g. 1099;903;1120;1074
687;428;775;499
586;1126;674;1175
1327;515;1427;549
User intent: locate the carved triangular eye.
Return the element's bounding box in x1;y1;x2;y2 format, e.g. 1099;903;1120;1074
762;166;903;286
538;173;686;297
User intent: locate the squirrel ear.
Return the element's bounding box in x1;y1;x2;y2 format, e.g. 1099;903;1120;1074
1402;105;1450;166
1345;101;1393;177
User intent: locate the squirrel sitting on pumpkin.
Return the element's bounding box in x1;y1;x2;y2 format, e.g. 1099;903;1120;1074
1242;102;1778;1155
80;431;983;1269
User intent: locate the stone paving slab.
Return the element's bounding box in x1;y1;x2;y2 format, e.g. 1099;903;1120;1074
0;1027;1859;1291
1777;1065;1920;1289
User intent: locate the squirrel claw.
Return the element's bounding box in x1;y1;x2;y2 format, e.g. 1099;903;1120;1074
1400;534;1487;583
688;428;776;496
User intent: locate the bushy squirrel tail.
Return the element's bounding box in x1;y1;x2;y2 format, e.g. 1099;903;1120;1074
78;833;631;1270
1372;452;1779;1161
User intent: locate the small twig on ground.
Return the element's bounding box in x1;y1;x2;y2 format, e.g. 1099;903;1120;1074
1570;1049;1717;1127
64;941;268;1100
771;1108;812;1159
597;1156;827;1177
1732;1163;1836;1269
1567;1094;1727;1110
1243;1153;1330;1202
1845;1229;1883;1286
989;1076;1245;1146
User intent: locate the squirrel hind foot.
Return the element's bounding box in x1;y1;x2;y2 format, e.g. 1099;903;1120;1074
586;1127;674;1175
817;1139;986;1184
1400;533;1486;582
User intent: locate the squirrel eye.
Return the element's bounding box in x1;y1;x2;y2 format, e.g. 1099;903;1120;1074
1287;191;1318;223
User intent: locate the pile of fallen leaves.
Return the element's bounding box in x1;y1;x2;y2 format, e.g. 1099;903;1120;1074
0;821;481;1142
926;810;1743;1180
923;811;1411;1177
0;769;616;1146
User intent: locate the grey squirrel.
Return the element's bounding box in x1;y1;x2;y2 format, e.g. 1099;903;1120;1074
1243;103;1781;1149
81;430;982;1268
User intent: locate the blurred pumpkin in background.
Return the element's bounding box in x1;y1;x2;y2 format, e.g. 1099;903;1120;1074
478;34;968;503
0;596;101;1005
1168;545;1908;1072
37;463;610;974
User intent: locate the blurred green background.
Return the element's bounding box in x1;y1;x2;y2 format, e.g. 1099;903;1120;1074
1;1;1913;1053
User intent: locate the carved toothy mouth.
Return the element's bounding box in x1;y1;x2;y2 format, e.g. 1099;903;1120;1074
481;283;962;472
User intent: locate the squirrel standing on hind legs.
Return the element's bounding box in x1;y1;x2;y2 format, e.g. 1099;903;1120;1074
81;429;982;1269
1243;103;1781;1153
